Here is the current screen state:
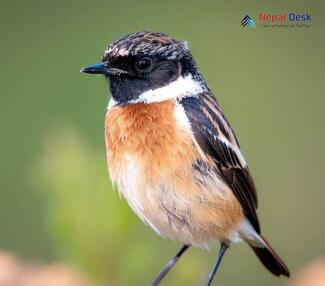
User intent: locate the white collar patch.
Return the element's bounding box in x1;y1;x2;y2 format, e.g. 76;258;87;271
107;74;205;108
134;75;205;104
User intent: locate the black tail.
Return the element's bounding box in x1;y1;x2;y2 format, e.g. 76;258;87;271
250;235;290;277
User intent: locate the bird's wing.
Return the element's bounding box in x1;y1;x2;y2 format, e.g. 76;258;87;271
179;93;260;233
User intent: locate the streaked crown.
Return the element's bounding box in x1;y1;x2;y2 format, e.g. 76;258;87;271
103;32;188;61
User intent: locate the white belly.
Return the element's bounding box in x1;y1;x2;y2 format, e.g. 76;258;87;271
110;153;243;246
112;153;185;240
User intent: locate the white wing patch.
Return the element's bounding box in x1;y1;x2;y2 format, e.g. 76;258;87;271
173;101;192;130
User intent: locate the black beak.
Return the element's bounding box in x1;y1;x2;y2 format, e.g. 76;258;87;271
80;62;125;76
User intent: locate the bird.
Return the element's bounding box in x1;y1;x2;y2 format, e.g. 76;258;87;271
81;31;290;285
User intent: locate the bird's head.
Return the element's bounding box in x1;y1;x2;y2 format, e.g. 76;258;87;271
81;31;206;106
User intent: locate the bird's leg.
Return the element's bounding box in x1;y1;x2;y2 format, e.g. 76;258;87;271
151;244;190;286
205;242;229;286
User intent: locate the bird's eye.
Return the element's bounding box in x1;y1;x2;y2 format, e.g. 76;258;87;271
135;58;152;73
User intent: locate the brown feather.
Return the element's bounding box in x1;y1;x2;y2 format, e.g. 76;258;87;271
180;94;260;233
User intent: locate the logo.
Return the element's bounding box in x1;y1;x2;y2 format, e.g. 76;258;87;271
241;15;256;28
241;13;312;29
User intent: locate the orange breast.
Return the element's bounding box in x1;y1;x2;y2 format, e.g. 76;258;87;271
105;100;196;180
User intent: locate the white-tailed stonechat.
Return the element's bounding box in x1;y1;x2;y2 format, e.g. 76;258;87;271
82;31;289;285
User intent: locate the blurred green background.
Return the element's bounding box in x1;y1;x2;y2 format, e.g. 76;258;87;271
0;0;324;285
